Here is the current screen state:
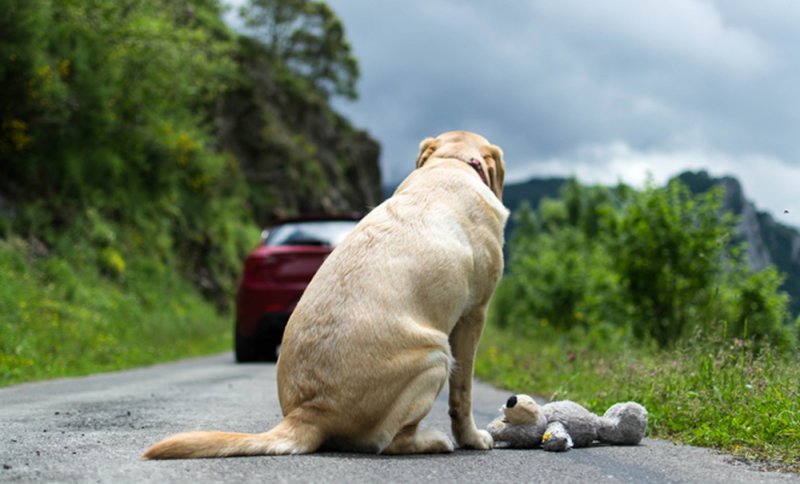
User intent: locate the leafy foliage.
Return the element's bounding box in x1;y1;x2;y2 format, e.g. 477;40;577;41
0;234;232;387
494;178;798;350
0;0;255;303
0;0;378;306
241;0;359;99
0;0;379;382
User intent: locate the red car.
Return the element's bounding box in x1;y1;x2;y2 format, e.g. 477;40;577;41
234;214;362;362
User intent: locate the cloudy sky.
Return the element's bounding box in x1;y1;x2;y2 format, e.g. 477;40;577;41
228;1;800;228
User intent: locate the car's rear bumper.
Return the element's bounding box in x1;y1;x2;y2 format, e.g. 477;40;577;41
236;310;292;339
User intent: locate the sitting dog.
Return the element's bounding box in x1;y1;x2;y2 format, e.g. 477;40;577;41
144;130;508;458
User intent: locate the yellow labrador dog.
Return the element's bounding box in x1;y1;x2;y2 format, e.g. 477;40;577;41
144;130;508;459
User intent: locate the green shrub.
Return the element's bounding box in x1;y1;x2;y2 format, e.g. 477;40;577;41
496;179;797;350
0;235;231;387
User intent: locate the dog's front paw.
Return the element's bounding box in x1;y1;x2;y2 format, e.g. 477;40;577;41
457;428;493;450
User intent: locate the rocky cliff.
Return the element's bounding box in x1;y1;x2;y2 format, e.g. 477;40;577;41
677;171;800;315
216;37;382;226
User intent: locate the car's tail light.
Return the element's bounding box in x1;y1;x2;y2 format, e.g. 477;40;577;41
264;302;286;312
243;255;275;282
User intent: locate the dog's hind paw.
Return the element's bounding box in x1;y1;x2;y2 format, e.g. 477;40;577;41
457;428;493;450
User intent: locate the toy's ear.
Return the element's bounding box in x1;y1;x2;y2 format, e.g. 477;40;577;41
503;394;540;424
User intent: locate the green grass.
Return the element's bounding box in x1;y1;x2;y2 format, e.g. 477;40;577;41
476;322;800;472
0;235;231;387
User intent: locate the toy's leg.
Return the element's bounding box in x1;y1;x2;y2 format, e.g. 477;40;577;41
598;402;648;445
448;310;493;450
542;421;573;452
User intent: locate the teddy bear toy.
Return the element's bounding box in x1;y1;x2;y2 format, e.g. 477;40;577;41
487;394;648;451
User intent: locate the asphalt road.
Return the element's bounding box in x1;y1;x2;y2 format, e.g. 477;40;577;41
1;353;796;483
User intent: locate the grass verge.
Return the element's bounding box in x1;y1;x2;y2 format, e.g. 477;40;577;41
475;322;800;472
0;236;231;388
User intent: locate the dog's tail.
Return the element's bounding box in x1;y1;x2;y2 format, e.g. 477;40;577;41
142;416;325;460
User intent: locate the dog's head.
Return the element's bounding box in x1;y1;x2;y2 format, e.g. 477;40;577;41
415;131;506;200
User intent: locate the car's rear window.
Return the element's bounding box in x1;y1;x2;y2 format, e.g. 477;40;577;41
264;220;359;247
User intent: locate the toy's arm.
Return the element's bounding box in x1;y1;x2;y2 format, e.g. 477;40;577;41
486;417;508;437
541;421;573;452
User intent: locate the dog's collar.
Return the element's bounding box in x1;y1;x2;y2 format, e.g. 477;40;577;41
464;158;489;186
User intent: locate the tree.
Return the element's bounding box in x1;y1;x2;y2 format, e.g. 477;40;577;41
240;0;359;99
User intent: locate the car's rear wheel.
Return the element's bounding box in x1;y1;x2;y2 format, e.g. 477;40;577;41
235;330;260;363
262;340;278;363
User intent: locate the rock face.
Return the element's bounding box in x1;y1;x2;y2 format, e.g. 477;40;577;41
718;177;772;271
676;171;800;315
215;37;383;225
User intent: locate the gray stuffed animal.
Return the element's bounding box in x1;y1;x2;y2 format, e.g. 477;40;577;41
487;394;648;451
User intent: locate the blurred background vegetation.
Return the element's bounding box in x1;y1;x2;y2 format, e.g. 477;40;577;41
494;178;798;350
0;0;380;384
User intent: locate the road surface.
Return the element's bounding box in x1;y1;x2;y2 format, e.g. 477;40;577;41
1;353;796;483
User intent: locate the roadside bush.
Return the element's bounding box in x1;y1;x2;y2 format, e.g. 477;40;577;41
0;234;232;387
494;179;797;350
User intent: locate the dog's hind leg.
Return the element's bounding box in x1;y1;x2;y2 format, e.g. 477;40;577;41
382;425;453;454
380;360;454;454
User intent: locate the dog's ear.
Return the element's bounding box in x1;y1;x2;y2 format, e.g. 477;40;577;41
485;144;506;200
415;137;439;168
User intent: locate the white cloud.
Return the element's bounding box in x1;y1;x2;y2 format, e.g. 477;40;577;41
507;142;800;228
533;0;773;76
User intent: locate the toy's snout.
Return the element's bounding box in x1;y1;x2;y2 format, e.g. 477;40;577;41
502;394;541;424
